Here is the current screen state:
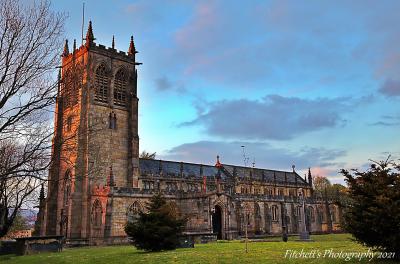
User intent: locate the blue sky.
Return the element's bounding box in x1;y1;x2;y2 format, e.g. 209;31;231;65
53;0;400;184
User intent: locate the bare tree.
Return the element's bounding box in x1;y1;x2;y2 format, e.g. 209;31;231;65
0;0;65;237
140;151;156;159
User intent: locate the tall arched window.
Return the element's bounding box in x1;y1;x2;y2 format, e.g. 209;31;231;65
254;204;261;218
272;205;278;221
63;170;71;206
127;201;142;223
317;208;324;223
91;200;103;227
330;205;337;222
309;206;315;222
296;206;302;220
264;204;270;218
95;64;109;103
114;69;127;106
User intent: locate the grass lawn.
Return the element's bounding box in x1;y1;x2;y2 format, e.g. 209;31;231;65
1;234;396;264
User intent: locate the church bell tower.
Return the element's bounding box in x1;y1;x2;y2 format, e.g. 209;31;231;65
43;21;141;240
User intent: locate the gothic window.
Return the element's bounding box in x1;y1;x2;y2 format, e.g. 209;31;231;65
330;206;337;222
278;189;284;196
143;181;154;190
309;207;315;222
95;64;109;103
114;69;127;106
187;183;197;192
127;202;142;223
254;204;261;218
297;206;302;221
272;205;278;221
63;170;71;206
264;188;273;196
91;200;103;228
317;208;324;223
166;182;172;192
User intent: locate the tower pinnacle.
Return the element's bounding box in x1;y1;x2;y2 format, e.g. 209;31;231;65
39;183;45;201
308;167;313;187
62;39;69;57
85;21;95;46
215;155;222;168
128;36;136;55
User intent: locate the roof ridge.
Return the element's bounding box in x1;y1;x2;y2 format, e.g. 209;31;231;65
139;158;215;168
139;158;295;174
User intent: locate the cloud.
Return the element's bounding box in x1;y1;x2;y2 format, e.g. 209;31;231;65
369;114;400;126
379;79;400;97
180;95;351;140
155;76;172;91
168;1;384;89
369;121;400;127
160;140;346;177
154;76;186;93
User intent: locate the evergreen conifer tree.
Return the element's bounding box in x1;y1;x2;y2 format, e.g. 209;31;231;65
125;193;186;251
341;160;400;259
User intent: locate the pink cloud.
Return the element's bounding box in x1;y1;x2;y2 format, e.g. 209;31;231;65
175;2;218;53
311;166;337;177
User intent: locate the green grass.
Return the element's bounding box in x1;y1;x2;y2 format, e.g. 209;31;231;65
1;234;396;264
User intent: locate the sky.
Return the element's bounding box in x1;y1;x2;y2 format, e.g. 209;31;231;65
53;0;400;184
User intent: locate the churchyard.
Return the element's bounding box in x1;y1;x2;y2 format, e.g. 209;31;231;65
1;234;396;264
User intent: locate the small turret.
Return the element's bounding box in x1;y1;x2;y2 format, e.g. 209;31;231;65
308;168;313;187
215;155;222;168
128;36;136;55
112;35;115;49
62;39;69;57
85;21;95;46
73;39;76;52
39;183;45;201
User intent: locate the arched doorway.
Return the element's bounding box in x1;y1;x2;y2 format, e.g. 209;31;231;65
212;205;222;239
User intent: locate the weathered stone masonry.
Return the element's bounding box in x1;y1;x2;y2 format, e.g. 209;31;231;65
36;22;343;245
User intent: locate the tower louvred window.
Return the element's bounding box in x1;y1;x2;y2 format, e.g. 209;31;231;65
114;69;127;106
95;64;108;103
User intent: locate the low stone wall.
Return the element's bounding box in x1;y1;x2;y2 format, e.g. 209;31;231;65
15;236;63;255
183;232;217;244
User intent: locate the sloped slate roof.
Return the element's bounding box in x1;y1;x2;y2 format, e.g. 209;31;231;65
139;158;224;179
139;158;307;185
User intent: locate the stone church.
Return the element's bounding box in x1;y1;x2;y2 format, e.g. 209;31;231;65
35;22;343;245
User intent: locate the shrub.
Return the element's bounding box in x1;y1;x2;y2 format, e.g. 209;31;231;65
125;193;186;251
